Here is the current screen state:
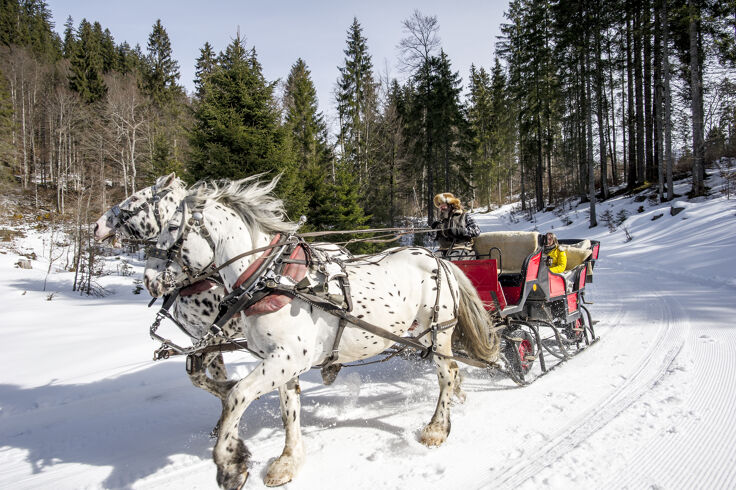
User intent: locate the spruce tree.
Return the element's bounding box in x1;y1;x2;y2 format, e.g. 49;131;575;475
284;59;331;169
68;19;106;103
194;41;216;99
99;26;117;73
335;18;378;189
1;0;60;59
62;15;75;58
188;33;306;216
143;19;182;107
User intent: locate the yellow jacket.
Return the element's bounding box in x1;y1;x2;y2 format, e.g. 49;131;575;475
548;247;567;274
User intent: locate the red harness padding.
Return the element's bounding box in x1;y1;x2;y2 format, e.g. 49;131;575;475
179;279;219;297
224;234;308;317
244;243;307;316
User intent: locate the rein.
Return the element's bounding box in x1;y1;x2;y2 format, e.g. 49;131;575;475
147;206;494;368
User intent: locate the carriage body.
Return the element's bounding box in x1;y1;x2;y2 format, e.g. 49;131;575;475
449;232;600;382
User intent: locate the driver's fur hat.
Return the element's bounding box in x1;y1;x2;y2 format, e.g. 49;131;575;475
433;192;463;211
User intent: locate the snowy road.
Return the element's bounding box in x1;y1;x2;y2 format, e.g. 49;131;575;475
1;174;735;489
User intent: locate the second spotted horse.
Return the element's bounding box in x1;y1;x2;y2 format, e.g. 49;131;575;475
143;176;501;489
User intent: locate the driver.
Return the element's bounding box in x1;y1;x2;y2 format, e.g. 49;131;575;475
431;192;480;256
543;232;567;273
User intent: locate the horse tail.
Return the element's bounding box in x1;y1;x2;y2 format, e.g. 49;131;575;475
445;261;500;362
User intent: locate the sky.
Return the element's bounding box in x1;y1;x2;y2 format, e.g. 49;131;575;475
45;0;510;131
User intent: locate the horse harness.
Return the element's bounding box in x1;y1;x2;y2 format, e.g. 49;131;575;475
148;204;490;372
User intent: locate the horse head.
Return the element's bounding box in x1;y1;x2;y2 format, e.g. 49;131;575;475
143;175;297;298
143;199;219;297
93;173;186;243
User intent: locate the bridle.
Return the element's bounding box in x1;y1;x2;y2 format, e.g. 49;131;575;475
147;200;219;289
110;184;174;241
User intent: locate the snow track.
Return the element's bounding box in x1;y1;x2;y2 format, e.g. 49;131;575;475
478;268;688;489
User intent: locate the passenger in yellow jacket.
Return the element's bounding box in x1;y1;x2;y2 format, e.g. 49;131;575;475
543;232;567;273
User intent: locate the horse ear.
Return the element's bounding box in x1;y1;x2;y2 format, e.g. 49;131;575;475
157;172;177;189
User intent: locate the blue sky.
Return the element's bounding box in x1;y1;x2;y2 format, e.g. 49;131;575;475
46;0;510;129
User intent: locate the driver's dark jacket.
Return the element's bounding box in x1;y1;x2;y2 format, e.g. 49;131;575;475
430;211;480;249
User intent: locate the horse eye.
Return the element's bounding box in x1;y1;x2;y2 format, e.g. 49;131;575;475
168;225;179;232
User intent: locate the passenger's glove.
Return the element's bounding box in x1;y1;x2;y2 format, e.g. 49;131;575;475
545;256;554;266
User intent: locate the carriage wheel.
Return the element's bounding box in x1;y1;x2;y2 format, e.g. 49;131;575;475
503;329;536;379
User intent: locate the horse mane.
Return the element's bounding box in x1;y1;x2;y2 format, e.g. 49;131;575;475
188;174;297;236
153;173;187;192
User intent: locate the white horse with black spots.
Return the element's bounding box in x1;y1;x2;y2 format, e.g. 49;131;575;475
144;176;500;490
93;173;240;409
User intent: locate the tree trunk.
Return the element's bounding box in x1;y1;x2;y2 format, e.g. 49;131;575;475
654;0;665;201
586;45;597;227
688;0;705;196
643;0;655;183
536;115;544;211
634;3;645;186
627;14;638;189
607;35;619;186
595;20;609;200
663;0;674;200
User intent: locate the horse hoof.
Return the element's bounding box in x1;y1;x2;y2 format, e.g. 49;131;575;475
264;467;293;487
218;469;248;490
419;423;448;447
320;364;342;385
264;454;300;487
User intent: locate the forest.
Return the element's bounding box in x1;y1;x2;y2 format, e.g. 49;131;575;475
1;0;735;236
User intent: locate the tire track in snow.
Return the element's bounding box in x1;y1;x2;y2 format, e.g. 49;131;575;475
477;270;687;490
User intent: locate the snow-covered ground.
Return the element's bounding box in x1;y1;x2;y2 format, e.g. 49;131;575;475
1;169;735;489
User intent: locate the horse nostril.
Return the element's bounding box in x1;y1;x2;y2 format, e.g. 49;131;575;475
94;223;99;233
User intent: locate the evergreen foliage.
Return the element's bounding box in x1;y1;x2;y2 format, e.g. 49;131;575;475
285;57;368;235
0;0;60;59
187;33;305;216
0;0;734;237
68;19;107;103
143;19;182;107
336;18;378;195
193;41;216;99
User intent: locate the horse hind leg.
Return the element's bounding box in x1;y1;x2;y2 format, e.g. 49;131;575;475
264;378;305;487
420;331;457;447
450;360;466;404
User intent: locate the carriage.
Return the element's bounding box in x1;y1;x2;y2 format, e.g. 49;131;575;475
442;232;600;383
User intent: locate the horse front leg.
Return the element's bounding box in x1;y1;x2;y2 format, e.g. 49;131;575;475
188;352;236;402
214;359;307;490
208;353;228;382
264;378;304;486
